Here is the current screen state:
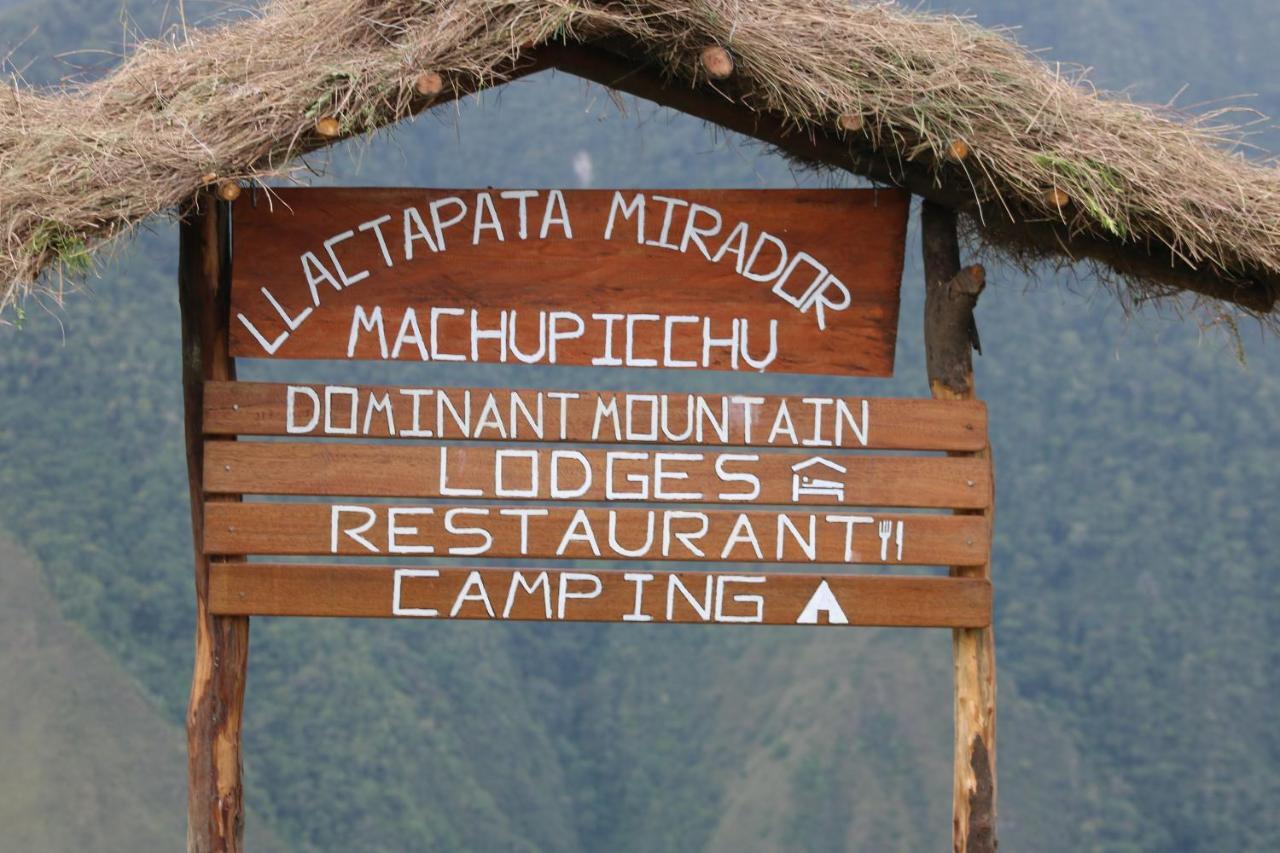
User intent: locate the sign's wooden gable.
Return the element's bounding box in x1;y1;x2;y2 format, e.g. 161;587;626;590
202;186;992;629
180;184;999;853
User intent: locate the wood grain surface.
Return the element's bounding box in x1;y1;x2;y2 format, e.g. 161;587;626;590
203;380;988;451
229;188;908;375
209;563;992;627
204;502;990;566
922;201;998;853
203;442;992;509
180;196;249;853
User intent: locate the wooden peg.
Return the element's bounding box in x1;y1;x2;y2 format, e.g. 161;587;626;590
948;139;971;161
700;45;734;80
314;116;341;138
1043;187;1070;209
414;71;444;98
838;113;865;133
216;180;242;203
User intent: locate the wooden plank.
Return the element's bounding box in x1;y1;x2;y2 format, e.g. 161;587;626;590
204;503;991;566
204;380;988;451
228;188;908;376
179;195;248;853
208;563;991;628
922;201;997;853
203;442;992;510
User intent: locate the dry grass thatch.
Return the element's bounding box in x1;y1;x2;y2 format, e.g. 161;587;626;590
2;0;1279;321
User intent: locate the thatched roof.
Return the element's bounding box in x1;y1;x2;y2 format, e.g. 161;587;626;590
3;0;1279;321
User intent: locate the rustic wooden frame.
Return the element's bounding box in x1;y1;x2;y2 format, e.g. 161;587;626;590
922;202;997;853
178;48;1002;851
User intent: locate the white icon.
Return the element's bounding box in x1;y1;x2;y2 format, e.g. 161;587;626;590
796;580;850;625
791;456;848;502
877;520;905;561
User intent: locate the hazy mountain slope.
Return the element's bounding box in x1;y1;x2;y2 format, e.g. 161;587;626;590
241;618;586;850
1;1;1279;851
0;534;183;851
0;533;285;852
961;0;1280;120
977;281;1280;851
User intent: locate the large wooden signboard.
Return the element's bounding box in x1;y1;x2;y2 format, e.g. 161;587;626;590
180;187;996;853
208;186;992;630
230;188;908;375
203;379;992;626
203;378;992;626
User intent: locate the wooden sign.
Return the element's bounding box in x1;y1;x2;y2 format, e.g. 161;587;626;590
205;189;990;633
204;377;994;627
202;380;993;628
204;441;989;508
204;381;988;450
179;114;999;852
205;504;990;566
210;565;990;628
229;188;909;375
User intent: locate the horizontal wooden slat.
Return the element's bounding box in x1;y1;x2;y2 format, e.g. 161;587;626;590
208;563;991;627
204;381;988;451
204;443;992;509
229;188;908;376
205;503;989;566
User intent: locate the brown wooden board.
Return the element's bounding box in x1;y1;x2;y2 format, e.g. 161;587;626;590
208;563;991;627
204;442;992;510
229;188;908;375
204;380;988;451
204;503;990;566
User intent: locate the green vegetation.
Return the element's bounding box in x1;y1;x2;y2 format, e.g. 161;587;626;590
0;535;290;851
0;1;1277;850
28;221;93;277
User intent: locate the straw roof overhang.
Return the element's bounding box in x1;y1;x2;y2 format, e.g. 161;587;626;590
3;0;1278;319
550;43;1277;314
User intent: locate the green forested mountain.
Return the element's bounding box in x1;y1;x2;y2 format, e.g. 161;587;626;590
1;2;1277;851
0;534;190;853
0;532;290;850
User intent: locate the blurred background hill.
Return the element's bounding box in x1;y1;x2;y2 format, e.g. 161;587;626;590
0;1;1277;850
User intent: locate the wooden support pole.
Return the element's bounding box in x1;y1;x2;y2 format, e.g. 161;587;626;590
179;194;249;853
921;201;997;853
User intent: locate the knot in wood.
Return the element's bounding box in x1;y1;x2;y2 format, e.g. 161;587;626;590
314;116;341;138
838;112;865;133
414;71;444;98
1043;187;1070;209
947;264;986;301
700;45;735;80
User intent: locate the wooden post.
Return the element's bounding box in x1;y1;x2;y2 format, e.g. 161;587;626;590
179;193;249;853
921;201;997;853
